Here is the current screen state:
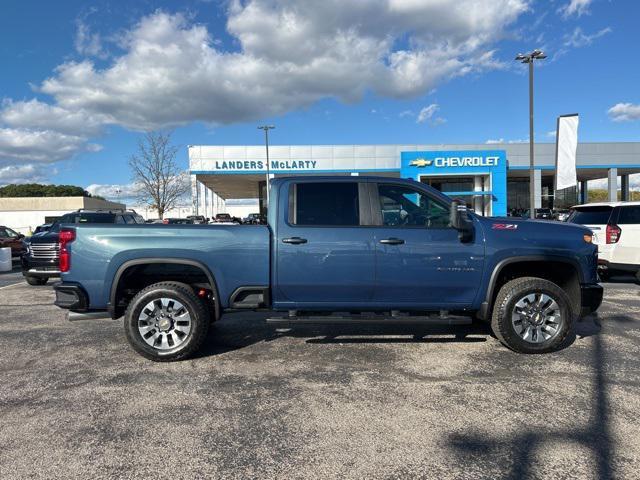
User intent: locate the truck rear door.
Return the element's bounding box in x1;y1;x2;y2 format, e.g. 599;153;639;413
273;181;376;305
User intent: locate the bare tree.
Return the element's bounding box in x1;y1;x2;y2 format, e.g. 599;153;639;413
129;131;190;219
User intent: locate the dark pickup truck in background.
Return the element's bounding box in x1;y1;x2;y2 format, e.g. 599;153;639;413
22;209;144;285
54;176;602;361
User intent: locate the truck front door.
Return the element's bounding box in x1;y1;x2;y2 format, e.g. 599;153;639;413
371;182;484;308
274;181;376;306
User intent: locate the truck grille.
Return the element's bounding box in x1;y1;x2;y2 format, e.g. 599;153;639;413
30;243;60;259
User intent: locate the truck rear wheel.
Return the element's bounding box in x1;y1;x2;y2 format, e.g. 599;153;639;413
124;282;209;361
491;277;573;354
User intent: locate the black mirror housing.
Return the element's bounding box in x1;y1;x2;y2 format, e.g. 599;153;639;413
450;200;474;243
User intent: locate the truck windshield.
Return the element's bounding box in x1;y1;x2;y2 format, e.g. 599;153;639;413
567;206;613;225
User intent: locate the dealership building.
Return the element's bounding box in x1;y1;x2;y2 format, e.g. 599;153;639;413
189;142;640;218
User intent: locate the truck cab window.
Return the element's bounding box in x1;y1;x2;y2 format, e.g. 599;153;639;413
292;183;360;226
378;184;450;228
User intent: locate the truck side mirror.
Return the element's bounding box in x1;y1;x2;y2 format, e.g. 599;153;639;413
450;200;474;243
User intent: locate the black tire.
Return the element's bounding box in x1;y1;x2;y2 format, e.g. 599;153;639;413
25;275;48;286
124;281;210;362
491;277;573;354
598;270;610;282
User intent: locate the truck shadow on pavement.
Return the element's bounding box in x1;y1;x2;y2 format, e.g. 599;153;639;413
446;313;616;480
194;314;493;358
195;313;608;358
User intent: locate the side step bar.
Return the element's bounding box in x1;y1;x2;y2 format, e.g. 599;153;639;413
266;315;472;326
67;311;112;321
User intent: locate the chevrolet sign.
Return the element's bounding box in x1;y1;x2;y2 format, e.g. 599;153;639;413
409;155;499;168
434;156;499;167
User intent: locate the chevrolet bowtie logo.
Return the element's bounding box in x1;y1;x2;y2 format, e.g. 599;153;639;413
409;158;433;167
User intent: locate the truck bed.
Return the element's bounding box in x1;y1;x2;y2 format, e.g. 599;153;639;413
64;224;270;310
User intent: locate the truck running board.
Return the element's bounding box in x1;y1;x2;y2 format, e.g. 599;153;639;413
266;314;472;326
67;311;112;321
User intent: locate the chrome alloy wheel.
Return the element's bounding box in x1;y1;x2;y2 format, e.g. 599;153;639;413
511;292;562;344
137;298;192;350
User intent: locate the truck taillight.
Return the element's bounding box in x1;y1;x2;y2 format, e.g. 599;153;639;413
606;224;621;244
162;219;169;224
59;229;75;273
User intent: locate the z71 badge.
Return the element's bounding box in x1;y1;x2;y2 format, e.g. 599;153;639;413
492;223;518;230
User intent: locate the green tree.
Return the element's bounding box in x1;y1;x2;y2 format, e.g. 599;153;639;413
0;183;92;197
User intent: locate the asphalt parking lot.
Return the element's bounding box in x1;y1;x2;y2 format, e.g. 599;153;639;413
1;276;639;479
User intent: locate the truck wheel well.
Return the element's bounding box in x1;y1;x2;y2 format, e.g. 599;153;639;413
112;262;220;320
491;261;581;316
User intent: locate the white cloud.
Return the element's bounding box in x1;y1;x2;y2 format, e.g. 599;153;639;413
417;104;438;123
416;103;446;126
39;3;528;129
0;164;54;184
0;128;96;164
564;27;611;48
485;138;528;144
85;182;140;200
1;99;105;137
1;1;531;180
553;26;611;61
75;19;107;59
398;110;414;118
608;103;640;122
546;130;557;138
560;0;593;18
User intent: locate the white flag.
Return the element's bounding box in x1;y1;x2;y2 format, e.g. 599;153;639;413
555;114;579;190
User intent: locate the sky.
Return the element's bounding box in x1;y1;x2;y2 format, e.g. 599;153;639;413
1;0;639;200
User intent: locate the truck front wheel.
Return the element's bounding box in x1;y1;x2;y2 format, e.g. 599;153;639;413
491;277;573;354
124;282;210;361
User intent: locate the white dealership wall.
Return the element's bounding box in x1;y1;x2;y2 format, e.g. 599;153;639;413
189;142;640;212
0;197;125;234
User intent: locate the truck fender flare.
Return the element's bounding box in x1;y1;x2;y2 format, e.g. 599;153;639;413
109;258;221;320
478;255;584;320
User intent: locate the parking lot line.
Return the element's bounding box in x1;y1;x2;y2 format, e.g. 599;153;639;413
0;282;22;290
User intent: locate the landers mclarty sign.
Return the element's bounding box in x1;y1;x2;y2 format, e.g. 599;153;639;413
214;160;318;171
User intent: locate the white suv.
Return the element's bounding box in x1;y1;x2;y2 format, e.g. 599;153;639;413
567;201;640;280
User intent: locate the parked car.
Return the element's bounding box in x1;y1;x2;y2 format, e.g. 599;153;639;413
243;213;266;224
553;209;571;222
0;226;25;257
567;202;640;281
54;176;602;361
212;213;237;224
162;218;194;224
22;209;145;286
33;223;52;234
187;215;207;224
522;208;553;220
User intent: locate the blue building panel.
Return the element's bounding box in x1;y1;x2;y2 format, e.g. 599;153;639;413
400;150;508;217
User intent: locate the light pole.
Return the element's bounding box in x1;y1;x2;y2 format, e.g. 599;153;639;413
258;125;275;208
515;49;546;219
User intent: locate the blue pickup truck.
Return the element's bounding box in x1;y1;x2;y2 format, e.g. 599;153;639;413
54;176;602;361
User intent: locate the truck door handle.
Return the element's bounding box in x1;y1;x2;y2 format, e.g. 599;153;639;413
379;238;405;245
282;237;308;245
